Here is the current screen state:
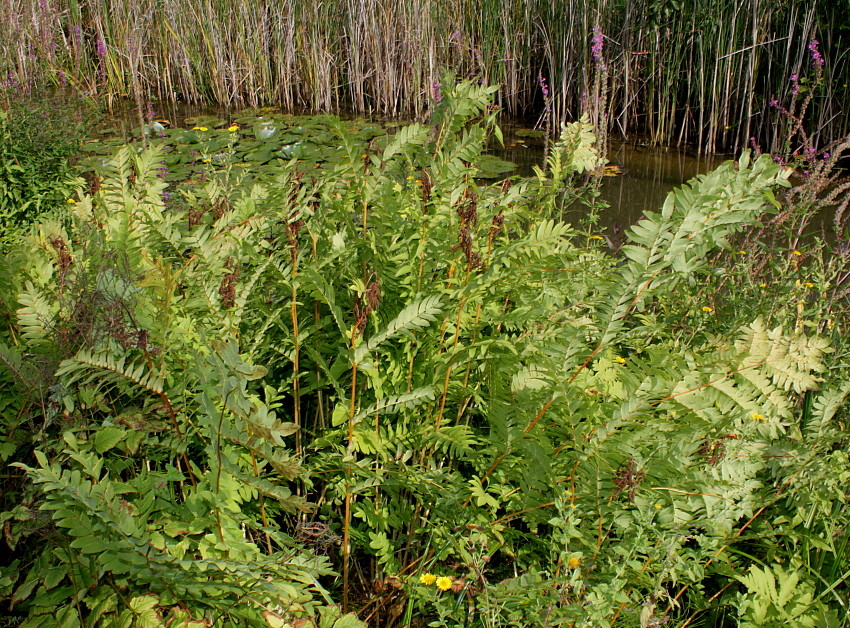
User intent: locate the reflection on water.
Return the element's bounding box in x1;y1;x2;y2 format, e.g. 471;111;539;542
494;123;728;231
599;142;726;227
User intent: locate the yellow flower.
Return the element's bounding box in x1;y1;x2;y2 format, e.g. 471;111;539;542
792;250;802;256
588;235;604;240
228;124;239;132
737;250;747;254
406;175;414;180
803;282;814;288
419;573;436;585
567;555;582;569
435;576;452;591
759;283;767;288
192;126;208;131
202;158;211;163
750;412;765;421
654;503;662;509
67;198;76;203
615;356;626;364
702;306;714;313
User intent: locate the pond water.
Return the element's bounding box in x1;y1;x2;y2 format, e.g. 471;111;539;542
494;123;727;231
94;100;728;233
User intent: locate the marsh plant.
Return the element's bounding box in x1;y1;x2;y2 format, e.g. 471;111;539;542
0;80;849;627
2;0;850;152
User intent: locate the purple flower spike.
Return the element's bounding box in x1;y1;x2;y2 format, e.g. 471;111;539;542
808;39;824;69
431;80;442;104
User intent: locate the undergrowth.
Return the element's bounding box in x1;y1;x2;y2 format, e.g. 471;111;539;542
0;80;848;627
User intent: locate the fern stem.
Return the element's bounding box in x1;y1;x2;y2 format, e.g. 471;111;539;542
343;359;358;614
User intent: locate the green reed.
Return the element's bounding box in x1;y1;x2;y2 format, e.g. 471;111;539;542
1;0;848;152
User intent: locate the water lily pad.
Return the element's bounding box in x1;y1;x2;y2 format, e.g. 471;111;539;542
476;155;516;177
184;115;225;129
514;128;545;139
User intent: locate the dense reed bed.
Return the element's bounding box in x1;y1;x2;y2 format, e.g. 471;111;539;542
2;0;848;153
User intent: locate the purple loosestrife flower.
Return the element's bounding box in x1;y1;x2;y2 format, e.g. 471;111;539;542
809;40;824;69
538;75;551;113
591;26;606;70
96;38;106;58
431;80;442;105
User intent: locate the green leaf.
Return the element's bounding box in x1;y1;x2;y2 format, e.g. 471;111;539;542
94;426;127;453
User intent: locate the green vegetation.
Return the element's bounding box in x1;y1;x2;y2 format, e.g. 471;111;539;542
1;79;849;627
0;93;93;250
2;0;850;152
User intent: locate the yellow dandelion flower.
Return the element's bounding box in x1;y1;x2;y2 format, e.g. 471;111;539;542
192;126;208;131
792;250;802;256
567;556;582;569
750;412;765;421
702;306;714;313
419;573;436;585
435;576;452;591
228;124;239;132
588;235;604;240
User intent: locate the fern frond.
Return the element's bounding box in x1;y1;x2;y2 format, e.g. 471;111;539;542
57;349;165;394
355;296;443;362
16;281;56;347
